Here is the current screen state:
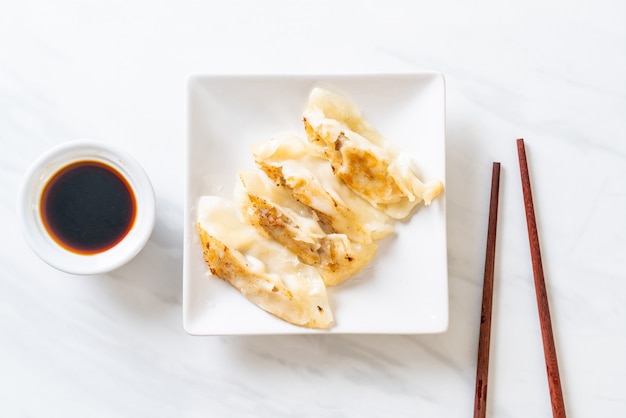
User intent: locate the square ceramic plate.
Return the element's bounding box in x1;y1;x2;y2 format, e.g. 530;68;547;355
183;73;447;335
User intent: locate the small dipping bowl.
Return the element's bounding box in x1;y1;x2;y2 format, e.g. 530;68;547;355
18;141;156;275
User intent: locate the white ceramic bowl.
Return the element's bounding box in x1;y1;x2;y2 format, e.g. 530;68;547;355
18;141;156;275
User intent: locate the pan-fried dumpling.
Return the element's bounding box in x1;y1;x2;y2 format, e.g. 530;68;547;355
235;169;325;266
236;169;378;286
303;87;443;219
251;133;394;244
196;196;333;329
316;233;377;286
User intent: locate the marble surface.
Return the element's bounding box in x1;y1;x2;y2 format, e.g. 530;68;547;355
1;0;624;416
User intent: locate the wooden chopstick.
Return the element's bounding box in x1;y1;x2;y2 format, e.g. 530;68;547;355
473;162;501;418
517;138;567;418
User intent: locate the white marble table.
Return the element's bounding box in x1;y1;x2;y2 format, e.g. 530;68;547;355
1;1;624;417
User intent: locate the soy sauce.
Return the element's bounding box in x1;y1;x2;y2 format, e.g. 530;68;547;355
40;161;136;255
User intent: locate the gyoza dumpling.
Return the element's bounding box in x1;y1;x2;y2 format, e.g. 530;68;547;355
251;133;394;245
316;233;377;286
236;169;378;286
236;169;325;266
303;87;443;219
196;196;333;329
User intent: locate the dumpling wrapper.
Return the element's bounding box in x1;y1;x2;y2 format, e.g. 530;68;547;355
303;87;443;219
236;169;378;286
236;169;325;266
251;133;394;245
196;196;333;329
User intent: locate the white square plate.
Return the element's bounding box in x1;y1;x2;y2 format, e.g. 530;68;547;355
183;73;447;335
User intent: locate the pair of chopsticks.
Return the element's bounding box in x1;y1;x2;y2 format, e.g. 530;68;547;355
472;139;566;418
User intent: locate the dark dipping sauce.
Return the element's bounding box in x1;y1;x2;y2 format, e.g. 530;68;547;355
40;160;136;255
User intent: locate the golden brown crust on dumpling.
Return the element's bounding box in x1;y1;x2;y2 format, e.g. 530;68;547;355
237;172;378;286
244;193;321;266
303;87;444;219
196;221;332;329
